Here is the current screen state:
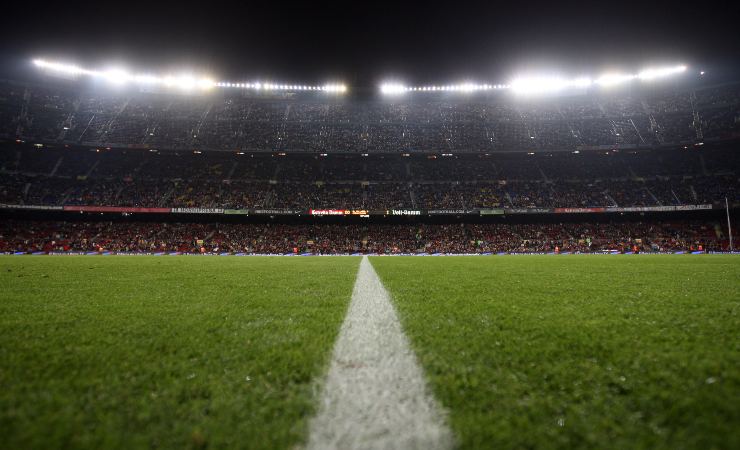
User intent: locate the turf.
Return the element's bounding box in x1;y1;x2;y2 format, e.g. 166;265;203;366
0;256;360;450
370;255;740;450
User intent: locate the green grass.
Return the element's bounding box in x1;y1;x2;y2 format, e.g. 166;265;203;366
370;255;740;450
0;256;360;450
3;255;738;450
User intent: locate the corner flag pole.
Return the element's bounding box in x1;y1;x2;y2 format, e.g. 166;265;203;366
726;197;734;252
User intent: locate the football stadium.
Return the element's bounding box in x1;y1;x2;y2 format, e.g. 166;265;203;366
1;4;738;449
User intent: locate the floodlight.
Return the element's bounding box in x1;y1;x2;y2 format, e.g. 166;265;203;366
381;83;407;95
103;69;130;85
595;73;635;86
511;77;569;94
198;78;215;90
134;74;159;84
637;65;687;80
571;77;592;88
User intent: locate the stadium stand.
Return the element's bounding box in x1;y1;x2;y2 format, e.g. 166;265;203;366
0;77;737;254
1;79;739;153
0;220;730;254
0;145;737;209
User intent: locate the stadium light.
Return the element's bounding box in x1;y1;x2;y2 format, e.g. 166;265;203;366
594;73;635;86
510;76;596;94
382;64;688;96
33;59;95;77
381;83;408;95
637;65;687;80
134;74;160;85
103;69;130;85
32;58;345;94
321;84;348;93
380;82;512;95
215;81;344;93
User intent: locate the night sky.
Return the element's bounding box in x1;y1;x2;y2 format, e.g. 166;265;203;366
1;1;737;88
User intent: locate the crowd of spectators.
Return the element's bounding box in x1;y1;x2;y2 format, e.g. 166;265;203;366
2;80;740;153
1;145;737;209
0;220;727;254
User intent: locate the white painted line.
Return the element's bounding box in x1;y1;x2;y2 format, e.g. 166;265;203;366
306;256;454;450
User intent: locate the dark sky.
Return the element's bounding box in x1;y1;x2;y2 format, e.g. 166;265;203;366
1;1;737;88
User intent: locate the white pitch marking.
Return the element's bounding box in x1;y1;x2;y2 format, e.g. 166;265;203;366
306;256;454;450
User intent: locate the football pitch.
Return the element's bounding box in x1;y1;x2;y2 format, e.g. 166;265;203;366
1;255;738;449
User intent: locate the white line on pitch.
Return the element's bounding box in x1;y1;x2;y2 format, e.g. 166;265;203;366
306;256;454;450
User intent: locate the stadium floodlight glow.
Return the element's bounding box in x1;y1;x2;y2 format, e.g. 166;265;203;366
383;82;510;95
571;77;593;88
322;84;348;93
213;80;346;93
637;65;687;80
134;74;159;85
384;64;687;96
595;73;635;86
33;58;218;92
511;77;564;94
175;76;196;90
510;76;595;94
381;83;408;95
102;69;129;84
33;59;95;77
33;58;338;94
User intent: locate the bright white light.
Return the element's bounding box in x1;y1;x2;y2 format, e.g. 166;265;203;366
595;73;636;86
381;83;407;95
397;82;510;94
34;59;222;92
571;77;592;88
134;74;159;84
103;69;130;85
511;77;567;94
33;59;90;76
322;84;346;92
211;80;342;92
510;76;594;94
637;65;686;80
34;59;342;94
383;64;687;95
173;76;196;90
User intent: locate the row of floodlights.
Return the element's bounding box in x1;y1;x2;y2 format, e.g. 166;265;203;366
34;59;688;96
382;65;688;95
33;59;347;93
380;83;510;94
215;81;346;92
